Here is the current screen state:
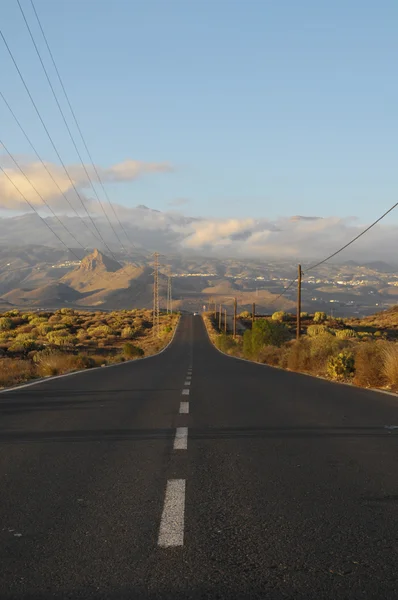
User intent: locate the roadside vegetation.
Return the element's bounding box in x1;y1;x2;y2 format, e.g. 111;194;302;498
0;308;178;388
203;307;398;393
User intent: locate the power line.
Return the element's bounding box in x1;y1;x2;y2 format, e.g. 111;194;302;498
16;0;126;255
305;201;398;272
0;28;117;258
29;0;134;253
0;139;86;252
0;165;81;261
270;198;398;307
0;90;98;249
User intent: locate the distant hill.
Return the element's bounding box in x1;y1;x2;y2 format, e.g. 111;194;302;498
1;282;82;306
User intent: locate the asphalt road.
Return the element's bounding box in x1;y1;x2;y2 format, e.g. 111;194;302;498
1;315;398;599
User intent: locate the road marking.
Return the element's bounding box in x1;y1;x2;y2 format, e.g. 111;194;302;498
158;479;186;547
182;388;190;395
179;401;189;414
184;380;191;386
173;426;188;449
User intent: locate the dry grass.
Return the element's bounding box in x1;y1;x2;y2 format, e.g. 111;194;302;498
0;358;35;387
353;342;386;389
382;344;398;391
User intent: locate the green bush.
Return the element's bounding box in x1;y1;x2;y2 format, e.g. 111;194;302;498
307;324;331;337
314;311;327;323
335;329;358;339
327;350;355;380
300;312;309;318
251;319;289;352
243;329;253;358
272;311;287;322
0;317;13;331
123;342;144;358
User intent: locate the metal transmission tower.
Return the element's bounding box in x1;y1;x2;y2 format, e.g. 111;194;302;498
167;268;173;314
153;252;160;338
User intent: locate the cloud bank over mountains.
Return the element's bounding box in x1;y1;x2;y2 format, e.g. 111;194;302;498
0;156;396;263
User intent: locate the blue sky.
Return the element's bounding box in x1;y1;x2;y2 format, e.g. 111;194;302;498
1;0;397;223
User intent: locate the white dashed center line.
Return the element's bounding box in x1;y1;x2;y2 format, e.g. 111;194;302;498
173;426;188;449
182;388;190;395
179;401;189;414
158;479;186;547
184;380;191;386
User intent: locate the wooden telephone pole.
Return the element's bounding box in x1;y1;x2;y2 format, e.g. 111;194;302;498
233;297;237;339
224;308;227;333
297;264;302;340
252;302;255;329
219;304;222;330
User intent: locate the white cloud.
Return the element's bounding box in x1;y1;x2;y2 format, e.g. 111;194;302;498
168;198;190;207
0;157;172;211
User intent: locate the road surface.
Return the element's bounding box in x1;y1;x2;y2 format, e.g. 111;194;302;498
1;315;398;599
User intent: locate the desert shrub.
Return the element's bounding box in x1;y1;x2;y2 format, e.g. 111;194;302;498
307;324;331;337
123;342;144;358
121;326;136;339
382;344;398;390
48;314;62;324
272;311;287;322
300;312;309;318
0;358;35;387
314;311;327;323
47;330;77;346
286;338;311;372
59;308;75;315
59;316;78;326
354;341;386;388
0;317;13;331
87;325;115;338
9;333;38;353
335;329;358;339
258;345;283;366
239;311;251;319
29;317;47;326
327;350;355;380
37;324;52;336
3;309;20;317
216;333;238;354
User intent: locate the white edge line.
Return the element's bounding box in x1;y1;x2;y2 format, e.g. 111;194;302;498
0;315;181;395
202;316;398;399
158;479;186;547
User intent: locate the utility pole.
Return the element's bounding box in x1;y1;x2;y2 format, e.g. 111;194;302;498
233;297;237;339
153;252;160;338
224;308;227;333
167;267;172;314
297;264;302;340
219;304;222;330
213;300;217;320
252;302;255;329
